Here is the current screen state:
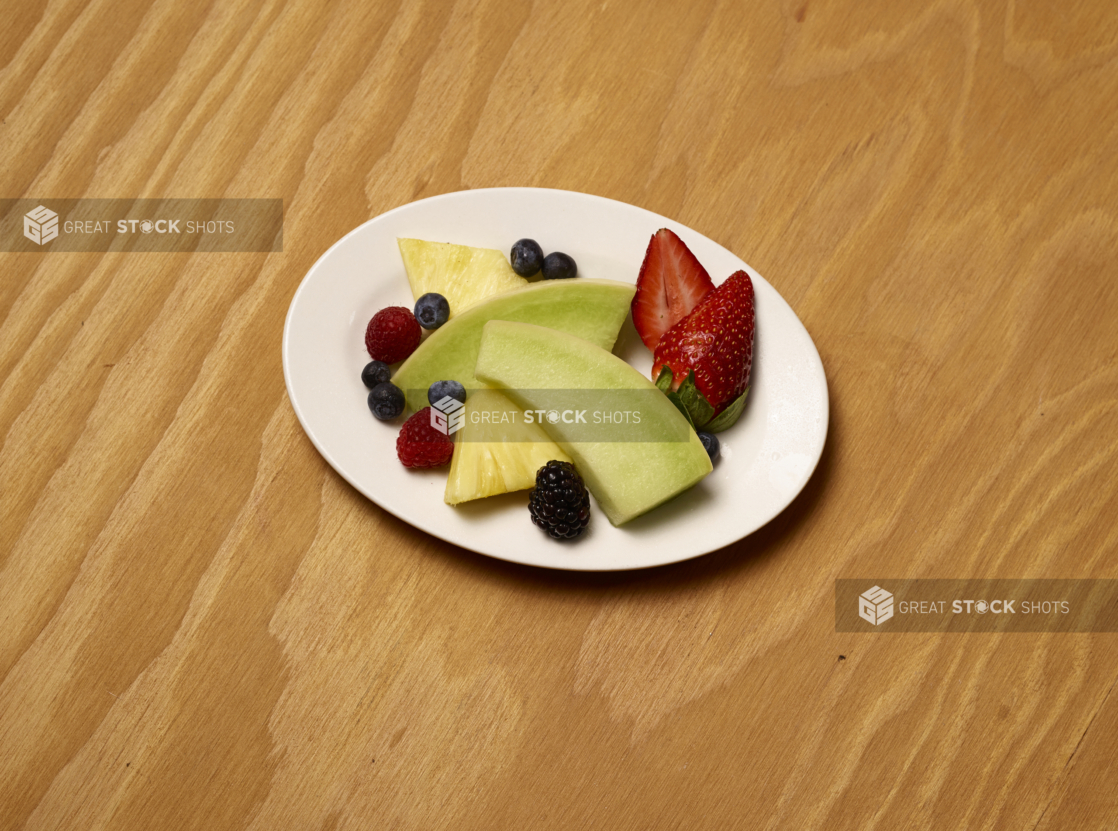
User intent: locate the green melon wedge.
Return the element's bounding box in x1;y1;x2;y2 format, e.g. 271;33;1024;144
474;320;713;526
393;279;635;413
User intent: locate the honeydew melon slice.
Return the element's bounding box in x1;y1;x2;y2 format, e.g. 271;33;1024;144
393;279;635;413
444;388;571;505
474;321;712;526
398;238;527;316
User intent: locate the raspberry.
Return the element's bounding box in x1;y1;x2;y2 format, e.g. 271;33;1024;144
366;306;421;364
528;460;591;540
396;408;454;468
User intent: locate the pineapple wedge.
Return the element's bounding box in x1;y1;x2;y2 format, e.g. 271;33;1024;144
445;388;571;505
398;239;527;317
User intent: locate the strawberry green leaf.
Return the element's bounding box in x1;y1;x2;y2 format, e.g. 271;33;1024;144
654;365;674;393
706;387;749;433
664;390;697;430
675;370;715;430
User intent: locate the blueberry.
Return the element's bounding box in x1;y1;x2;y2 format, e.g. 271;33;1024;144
698;431;720;461
511;239;544;277
368;382;405;421
428;379;467;407
361;360;392;389
414;293;450;329
541;251;577;280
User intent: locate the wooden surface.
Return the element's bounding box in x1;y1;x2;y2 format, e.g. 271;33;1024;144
2;0;1117;828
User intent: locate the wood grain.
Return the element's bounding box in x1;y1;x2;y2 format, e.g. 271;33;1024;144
2;0;1117;828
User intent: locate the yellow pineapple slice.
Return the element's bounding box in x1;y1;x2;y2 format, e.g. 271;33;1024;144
398;239;527;317
445;388;571;505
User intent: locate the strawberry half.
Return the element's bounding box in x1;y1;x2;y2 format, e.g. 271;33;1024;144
652;270;755;421
631;229;714;352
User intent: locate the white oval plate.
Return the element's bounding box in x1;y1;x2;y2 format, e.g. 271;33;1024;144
283;188;827;571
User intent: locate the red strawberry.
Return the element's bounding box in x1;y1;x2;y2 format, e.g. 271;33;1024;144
652;270;754;415
631;229;714;352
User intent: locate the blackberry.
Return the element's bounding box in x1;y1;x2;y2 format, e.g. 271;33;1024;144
528;460;591;540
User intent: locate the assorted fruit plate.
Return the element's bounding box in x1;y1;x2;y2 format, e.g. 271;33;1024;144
282;188;828;571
